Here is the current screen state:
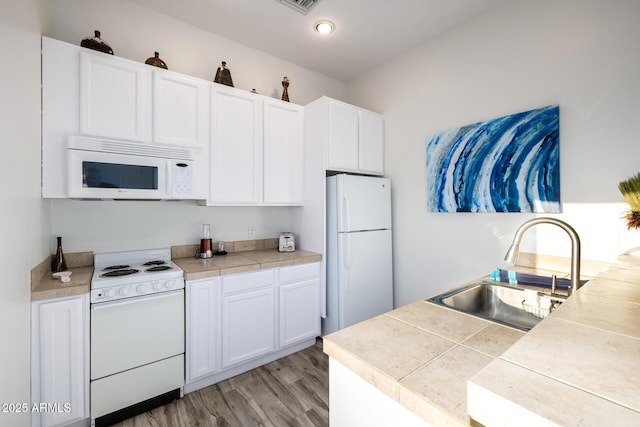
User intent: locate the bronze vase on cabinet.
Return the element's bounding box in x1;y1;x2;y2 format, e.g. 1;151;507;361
281;77;290;102
214;61;234;87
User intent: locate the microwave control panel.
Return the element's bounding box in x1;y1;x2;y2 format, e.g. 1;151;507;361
172;162;193;197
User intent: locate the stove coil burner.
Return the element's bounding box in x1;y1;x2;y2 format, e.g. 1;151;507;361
143;260;167;266
102;264;131;271
100;268;140;278
146;265;172;272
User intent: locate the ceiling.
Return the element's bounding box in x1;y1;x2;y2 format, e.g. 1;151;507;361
129;0;505;82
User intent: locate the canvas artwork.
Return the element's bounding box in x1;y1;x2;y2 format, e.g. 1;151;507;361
426;105;560;213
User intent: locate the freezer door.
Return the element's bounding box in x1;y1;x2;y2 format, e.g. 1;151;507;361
338;229;393;329
336;174;391;232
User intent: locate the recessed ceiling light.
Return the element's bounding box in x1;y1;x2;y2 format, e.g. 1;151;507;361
314;20;335;35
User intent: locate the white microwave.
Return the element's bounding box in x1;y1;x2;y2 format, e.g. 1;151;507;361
67;137;194;200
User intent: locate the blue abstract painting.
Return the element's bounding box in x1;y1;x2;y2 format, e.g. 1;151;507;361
426;105;560;213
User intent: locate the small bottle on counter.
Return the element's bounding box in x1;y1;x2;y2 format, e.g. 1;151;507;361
51;236;67;272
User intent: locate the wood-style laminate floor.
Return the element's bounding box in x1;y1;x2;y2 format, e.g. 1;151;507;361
113;340;329;427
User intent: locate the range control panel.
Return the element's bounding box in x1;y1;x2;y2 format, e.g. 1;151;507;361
90;277;185;303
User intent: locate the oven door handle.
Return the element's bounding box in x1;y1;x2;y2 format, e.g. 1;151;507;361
91;289;183;310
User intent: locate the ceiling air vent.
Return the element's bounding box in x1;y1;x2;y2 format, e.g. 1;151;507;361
276;0;320;15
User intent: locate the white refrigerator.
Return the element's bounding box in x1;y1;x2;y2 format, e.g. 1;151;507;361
323;174;393;336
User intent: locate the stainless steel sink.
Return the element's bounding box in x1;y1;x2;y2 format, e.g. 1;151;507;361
427;281;564;331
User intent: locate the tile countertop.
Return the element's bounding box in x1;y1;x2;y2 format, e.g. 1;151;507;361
323;291;525;426
31;244;322;300
468;254;640;426
323;254;640;426
31;251;94;301
170;247;322;281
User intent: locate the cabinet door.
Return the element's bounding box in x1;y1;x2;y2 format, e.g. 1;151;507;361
186;278;218;382
153;70;209;149
34;295;88;427
279;278;320;348
42;37;81;198
80;51;148;141
221;287;275;368
327;100;359;172
263;98;304;205
209;85;262;204
358;110;385;175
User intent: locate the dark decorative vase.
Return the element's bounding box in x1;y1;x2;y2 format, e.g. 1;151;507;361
214;61;234;87
145;51;168;69
281;77;290;102
80;30;114;55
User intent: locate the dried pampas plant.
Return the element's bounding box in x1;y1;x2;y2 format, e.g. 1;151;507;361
618;173;640;229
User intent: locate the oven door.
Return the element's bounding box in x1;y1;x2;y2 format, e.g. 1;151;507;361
67;148;171;199
91;290;184;380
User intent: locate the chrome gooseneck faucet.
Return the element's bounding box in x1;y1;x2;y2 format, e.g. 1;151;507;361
504;217;581;295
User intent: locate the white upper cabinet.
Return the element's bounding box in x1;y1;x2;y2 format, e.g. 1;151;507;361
79;50;149;142
306;96;385;176
209;84;262;204
153;70;209;149
42;37;211;198
42;37;305;202
208;86;304;206
263;98;304;205
327;100;359;172
357;109;385;175
42;37;80;198
79;50;210;149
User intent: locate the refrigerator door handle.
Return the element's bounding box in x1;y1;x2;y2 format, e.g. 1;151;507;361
342;195;350;232
344;233;350;292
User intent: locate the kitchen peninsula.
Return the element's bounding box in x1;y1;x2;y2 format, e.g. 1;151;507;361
324;253;640;426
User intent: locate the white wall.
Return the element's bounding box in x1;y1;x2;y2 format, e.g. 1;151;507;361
46;0;346;105
0;0;47;425
348;0;640;306
50;201;297;253
45;0;348;253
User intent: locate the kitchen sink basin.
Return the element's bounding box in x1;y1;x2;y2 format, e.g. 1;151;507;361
427;281;564;331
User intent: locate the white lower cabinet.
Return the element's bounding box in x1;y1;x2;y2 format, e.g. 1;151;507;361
279;263;321;348
221;269;276;368
32;294;89;427
185;262;321;392
186;277;219;382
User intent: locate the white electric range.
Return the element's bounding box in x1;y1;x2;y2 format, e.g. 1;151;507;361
90;248;185;426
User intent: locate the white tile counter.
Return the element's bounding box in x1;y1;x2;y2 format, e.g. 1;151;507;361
324;299;525;425
324;254;640;426
468;254;640;426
